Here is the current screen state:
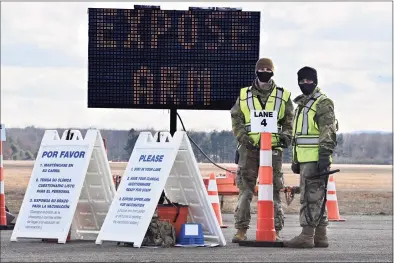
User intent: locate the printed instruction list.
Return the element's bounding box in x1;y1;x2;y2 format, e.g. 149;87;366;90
113;153;166;226
24;149;87;230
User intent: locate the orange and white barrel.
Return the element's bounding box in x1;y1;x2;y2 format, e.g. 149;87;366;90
256;133;276;241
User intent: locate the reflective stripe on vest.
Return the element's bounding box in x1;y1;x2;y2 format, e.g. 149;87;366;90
295;137;319;145
301;92;321;135
293;91;325;162
239;86;289;147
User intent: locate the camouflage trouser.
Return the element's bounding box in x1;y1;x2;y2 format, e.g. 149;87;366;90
234;145;284;231
299;162;328;227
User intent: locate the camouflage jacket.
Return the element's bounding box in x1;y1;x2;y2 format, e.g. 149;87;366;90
142;216;176;247
293;87;337;157
230;78;294;145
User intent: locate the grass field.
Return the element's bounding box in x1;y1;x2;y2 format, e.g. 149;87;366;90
3;161;393;216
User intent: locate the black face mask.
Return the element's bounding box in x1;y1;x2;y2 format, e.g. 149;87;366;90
256;72;273;83
299;83;316;95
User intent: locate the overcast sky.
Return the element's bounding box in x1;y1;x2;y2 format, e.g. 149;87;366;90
1;2;392;133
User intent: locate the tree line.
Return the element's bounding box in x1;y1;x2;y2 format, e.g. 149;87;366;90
1;126;392;165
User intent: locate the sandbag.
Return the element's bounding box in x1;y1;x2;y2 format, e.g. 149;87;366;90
142;216;176;248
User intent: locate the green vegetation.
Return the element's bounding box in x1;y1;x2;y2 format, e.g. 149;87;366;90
2;126;392;165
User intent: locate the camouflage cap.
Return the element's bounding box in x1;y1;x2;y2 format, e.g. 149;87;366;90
255;58;274;72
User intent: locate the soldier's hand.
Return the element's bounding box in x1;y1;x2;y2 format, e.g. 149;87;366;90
291;162;300;174
279;134;291;148
240;134;257;150
317;154;331;174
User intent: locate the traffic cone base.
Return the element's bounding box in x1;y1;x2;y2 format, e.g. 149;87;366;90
0;195;6;226
239;240;284;247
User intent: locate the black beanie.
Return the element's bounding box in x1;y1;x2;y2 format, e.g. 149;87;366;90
297;66;318;85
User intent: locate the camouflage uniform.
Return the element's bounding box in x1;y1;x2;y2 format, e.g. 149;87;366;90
142;216;176;247
284;67;337;248
230;78;294;241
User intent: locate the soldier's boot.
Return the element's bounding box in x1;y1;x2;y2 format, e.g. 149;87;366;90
232;228;247;243
283;226;315;248
314;226;329;248
276;231;282;241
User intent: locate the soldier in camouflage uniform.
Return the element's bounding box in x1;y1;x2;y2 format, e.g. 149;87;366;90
230;58;294;243
283;66;338;248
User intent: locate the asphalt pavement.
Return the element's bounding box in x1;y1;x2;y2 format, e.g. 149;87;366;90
1;214;392;262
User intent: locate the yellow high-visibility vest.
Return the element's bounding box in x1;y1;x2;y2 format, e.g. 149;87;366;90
239;85;291;149
292;90;332;162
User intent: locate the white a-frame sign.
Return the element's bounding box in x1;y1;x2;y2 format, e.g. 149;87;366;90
11;129;116;244
96;131;226;247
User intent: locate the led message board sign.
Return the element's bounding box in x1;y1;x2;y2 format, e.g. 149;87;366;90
87;7;260;110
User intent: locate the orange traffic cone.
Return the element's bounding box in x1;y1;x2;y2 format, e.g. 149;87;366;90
207;173;228;228
326;174;345;222
256;133;276;242
0;140;7;228
238;133;282;247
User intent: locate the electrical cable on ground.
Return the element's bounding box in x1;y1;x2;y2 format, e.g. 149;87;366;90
176;112;235;174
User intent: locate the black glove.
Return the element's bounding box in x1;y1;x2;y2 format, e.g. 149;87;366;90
317;154;331;174
279;134;291;148
291;162;300;174
234;149;239;164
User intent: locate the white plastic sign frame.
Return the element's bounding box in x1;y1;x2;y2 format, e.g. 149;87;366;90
96;131;226;247
11;129;115;243
96;131;181;247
